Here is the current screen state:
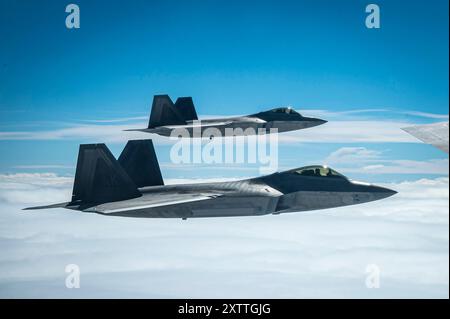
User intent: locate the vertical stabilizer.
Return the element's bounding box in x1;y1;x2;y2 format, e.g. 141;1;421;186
118;139;164;188
148;95;186;128
70;144;141;206
175;97;198;121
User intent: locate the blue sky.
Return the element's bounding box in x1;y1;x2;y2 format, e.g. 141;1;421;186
0;0;448;299
0;0;448;183
1;0;448;118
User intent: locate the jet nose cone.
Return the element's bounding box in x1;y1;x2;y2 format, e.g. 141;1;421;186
304;117;327;128
371;185;398;200
317;119;328;125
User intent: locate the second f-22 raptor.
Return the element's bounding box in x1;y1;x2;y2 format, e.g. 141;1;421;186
125;95;327;137
25;140;396;219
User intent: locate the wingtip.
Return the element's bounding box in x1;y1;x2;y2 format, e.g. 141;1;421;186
400;126;412;132
21;202;69;211
123;128;149;132
22;206;43;211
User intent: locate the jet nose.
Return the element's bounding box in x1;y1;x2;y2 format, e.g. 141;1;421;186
369;185;398;200
315;118;328;125
304;117;328;128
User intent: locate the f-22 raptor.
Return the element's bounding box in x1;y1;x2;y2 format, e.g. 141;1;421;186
25;140;396;219
125;95;327;137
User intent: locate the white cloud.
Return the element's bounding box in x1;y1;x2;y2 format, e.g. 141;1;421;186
80;116;147;123
300;109;449;121
325;147;382;164
401;111;449;120
12;165;74;169
0;120;420;144
0;173;447;298
0;109;439;144
0;173;73;205
0;123;154;144
323;147;449;175
339;177;449;224
279;120;418;143
360;159;449;175
0;173;73;187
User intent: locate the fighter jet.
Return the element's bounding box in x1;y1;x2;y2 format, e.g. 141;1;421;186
24;140;396;218
125;95;327;137
402;121;449;154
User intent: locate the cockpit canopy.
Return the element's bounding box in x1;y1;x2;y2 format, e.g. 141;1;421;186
291;165;347;179
251;107;305;122
269;107;301;115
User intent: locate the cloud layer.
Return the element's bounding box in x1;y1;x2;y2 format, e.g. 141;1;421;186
0;173;448;298
0;108;445;144
324;147;449;175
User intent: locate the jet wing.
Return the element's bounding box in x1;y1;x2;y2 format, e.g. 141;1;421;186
123;121;234;133
402;121;449;154
165;121;234;129
23;202;70;210
86;192;224;214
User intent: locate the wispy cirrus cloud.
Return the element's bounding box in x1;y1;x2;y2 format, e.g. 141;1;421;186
359;159;449;175
325;147;383;163
79;116;147;124
12;165;74;170
0;119;419;144
301;109;449;121
0;123;152;143
324;147;449;175
0;108;446;144
400;111;449;120
279;120;418;143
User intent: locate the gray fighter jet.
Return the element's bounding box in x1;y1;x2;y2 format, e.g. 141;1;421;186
125;95;327;137
402;121;449;154
24;140;396;219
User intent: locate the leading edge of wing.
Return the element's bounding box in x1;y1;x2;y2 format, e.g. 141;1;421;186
87;193;223;214
123;120;235;131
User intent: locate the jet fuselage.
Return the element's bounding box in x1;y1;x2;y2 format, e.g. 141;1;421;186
126;95;327;137
24;142;396;219
70;169;395;219
133;115;326;137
